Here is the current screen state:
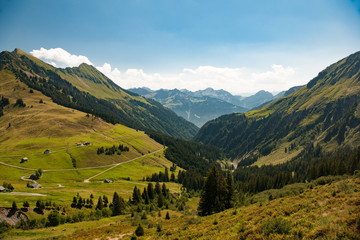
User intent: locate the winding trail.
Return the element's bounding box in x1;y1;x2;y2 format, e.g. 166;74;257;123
3;147;164;185
83;148;164;183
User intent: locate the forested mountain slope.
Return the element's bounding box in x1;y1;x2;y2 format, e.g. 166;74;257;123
194;51;360;163
0;49;198;139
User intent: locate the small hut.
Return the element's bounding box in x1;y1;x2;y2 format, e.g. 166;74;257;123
104;179;111;183
30;183;41;189
44;149;51;154
0;186;6;192
20;157;28;163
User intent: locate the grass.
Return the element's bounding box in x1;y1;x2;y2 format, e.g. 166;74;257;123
3;175;358;239
0;71;179;212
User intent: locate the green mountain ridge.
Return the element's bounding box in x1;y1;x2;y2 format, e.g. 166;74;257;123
0;49;198;139
194;51;360;163
129;88;248;127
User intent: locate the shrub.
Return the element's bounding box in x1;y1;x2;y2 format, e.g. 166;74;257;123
0;221;11;234
14;98;26;107
135;224;144;236
47;211;60;227
157;224;162;232
261;217;291;236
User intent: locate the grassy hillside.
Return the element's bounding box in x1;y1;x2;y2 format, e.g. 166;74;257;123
0;49;198;139
194;51;360;164
4;174;359;239
0;68;183;209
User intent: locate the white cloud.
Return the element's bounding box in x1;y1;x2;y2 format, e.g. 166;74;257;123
30;48;93;67
31;47;298;94
98;63;296;94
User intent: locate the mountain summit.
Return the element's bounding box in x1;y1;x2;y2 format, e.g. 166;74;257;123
194;51;360;164
0;49;198;139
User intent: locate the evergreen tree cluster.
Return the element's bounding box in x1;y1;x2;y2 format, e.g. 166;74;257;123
130;182;171;209
97;144;129;155
0;96;9;117
145;167;170;182
143;167;204;191
177;170;204;191
146;130;223;175
71;194;94;209
198;167;235;216
233;145;360;194
2;182;14;192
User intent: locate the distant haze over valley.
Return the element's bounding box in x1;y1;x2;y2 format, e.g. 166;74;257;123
128;86;302;127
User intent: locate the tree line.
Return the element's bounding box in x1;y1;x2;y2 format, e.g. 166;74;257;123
233;145;360;194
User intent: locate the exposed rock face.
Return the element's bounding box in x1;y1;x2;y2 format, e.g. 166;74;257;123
0;207;28;226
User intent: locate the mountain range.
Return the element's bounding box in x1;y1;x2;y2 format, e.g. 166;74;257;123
0;49;198;139
194;51;360;165
128;87;294;127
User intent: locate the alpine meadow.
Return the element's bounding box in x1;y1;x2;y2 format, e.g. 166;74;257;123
1;1;360;240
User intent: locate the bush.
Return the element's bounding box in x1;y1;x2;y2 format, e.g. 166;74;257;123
135;224;144;236
14;98;26;107
47;211;60;227
0;221;11;234
261;217;291;236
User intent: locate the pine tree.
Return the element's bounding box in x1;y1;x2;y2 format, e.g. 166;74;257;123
147;183;154;200
198;166;227;216
96;196;103;210
135;224;144;236
155;182;161;195
164;167;169;182
142;187;149;204
161;183;167;198
225;171;235;209
157;193;164;208
112;192;126;215
132;186;141;203
11;201;17;211
103;195;109;207
165;211;170;220
23;201;30;208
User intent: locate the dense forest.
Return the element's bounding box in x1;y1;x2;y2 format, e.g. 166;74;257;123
233;145;360;194
146;130;223;176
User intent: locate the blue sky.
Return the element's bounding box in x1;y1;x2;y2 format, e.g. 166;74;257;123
1;0;360;94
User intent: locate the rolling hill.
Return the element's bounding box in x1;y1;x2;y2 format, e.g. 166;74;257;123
129;88;247;127
194;51;360;164
0;49;198;140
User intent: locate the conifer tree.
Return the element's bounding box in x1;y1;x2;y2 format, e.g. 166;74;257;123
157;193;164;208
155;182;161;195
11;201;17;211
147;183;154;200
198;166;227;216
135;223;144;236
225;171;235;209
142;187;149;204
161;183;167;198
164;167;169;182
112;192;126;216
96;196;103;210
132;186;141;203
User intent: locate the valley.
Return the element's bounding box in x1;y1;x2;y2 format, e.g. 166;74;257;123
0;49;359;240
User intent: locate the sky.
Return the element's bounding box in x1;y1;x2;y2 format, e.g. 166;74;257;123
1;0;360;95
